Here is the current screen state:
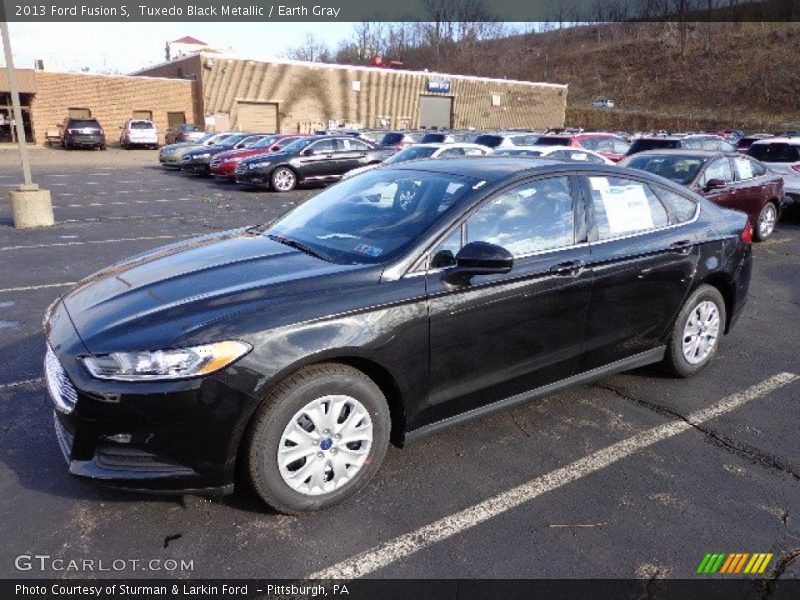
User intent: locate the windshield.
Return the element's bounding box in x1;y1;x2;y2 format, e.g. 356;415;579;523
267;169;478;264
219;134;254;148
68;119;100;129
203;133;232;145
280;137;316;153
380;133;406;145
628;139;680;153
385;146;438;163
493;148;543;156
529;136;569;146
747;143;800;163
473;135;503;148
622;155;705;185
250;135;281;149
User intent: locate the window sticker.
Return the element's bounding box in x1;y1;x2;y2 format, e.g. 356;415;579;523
353;243;383;257
589;176;610;191
597;181;655;234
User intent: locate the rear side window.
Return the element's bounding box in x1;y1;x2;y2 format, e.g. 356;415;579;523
747;143;800;163
587;176;669;240
733;157;755;180
473;135;503;148
628;139;678;153
535;136;572;147
750;160;767;177
700;158;734;186
654;187;698;224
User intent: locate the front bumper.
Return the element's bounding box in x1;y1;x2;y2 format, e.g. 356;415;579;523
45;302;255;494
234;167;271;186
181;159;212;174
210;160;239;178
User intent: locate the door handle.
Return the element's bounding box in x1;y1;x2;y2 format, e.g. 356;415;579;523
549;260;584;276
669;240;693;253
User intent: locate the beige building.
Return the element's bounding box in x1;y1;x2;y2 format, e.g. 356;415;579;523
136;53;568;134
3;54;565;146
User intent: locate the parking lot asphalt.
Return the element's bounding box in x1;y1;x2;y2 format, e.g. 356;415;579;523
0;147;798;581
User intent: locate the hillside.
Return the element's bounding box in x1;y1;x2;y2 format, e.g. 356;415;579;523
383;22;800;131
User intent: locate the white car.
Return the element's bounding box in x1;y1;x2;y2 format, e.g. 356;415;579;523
120;119;158;149
492;144;615;165
342;142;492;180
747;137;800;206
592;98;615;109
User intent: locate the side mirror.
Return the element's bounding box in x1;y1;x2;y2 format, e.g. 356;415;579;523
302;148;315;156
704;178;726;190
271;146;281;151
442;241;513;286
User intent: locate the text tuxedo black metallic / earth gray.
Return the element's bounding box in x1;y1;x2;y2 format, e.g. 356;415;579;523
44;158;753;513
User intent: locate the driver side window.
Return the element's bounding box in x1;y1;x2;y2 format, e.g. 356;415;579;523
430;176;576;266
699;158;734;186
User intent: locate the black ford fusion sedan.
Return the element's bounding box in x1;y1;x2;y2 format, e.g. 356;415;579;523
44;159;753;513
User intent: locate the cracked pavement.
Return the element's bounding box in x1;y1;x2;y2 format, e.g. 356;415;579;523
0;148;798;582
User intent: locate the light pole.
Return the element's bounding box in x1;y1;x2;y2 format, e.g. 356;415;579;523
1;21;53;228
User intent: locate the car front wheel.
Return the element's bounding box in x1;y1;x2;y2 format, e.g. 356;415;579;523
663;284;726;378
246;363;390;513
755;202;777;241
271;167;297;192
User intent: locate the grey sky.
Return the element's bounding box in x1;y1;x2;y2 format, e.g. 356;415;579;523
4;22;355;74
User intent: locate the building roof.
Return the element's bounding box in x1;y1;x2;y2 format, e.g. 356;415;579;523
132;52;568;90
171;36;207;45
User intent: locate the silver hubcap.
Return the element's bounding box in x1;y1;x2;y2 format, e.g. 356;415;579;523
682;300;721;365
277;395;373;496
273;169;295;191
758;204;776;239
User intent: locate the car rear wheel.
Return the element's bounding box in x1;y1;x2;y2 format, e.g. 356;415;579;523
755;202;777;241
271;167;297;192
246;363;390;514
663;285;726;378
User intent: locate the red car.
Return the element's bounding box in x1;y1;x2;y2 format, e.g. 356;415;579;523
209;134;308;179
533;132;630;162
620;150;784;241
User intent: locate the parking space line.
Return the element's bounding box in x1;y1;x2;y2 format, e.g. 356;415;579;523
0;234;194;251
0;283;77;293
0;378;44;390
308;372;798;580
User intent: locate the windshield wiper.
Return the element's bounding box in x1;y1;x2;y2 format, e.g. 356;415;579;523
267;234;335;263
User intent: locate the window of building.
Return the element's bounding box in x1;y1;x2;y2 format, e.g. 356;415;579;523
68;108;91;118
132;110;153;120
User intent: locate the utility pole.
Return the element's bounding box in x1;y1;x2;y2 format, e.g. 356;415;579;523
1;20;53;227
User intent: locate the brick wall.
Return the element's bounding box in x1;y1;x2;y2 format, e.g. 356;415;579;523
138;56;567;133
31;71;197;146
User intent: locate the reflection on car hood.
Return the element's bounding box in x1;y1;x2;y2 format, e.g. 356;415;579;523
62;230;370;353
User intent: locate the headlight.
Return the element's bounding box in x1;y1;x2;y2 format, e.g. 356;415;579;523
81;341;251;381
249;161;269;170
194;153;211;160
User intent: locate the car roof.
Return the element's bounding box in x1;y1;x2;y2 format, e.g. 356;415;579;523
750;136;800;145
624;149;734;159
386;156;618;181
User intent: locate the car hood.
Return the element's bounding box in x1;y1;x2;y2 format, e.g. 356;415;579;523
216;147;270;161
61;229;375;353
241;150;293;165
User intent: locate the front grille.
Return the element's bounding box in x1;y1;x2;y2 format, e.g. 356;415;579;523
53;412;73;462
45;345;78;414
235;163;247;174
209;159;221;168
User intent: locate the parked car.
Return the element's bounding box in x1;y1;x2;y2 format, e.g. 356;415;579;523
419;132;455;144
472;132;541;149
620;150;783;240
534;132;630;162
210;134;307;180
591;98;615;108
44;158;753;512
342;142;492;180
165;123;204;145
180;133;270;176
493;144;614;164
60;117;106;150
235;135;390;191
626;135;735;156
377;131;425;152
735;134;773;154
159;132;237;169
120;119;158;149
746;137;800;207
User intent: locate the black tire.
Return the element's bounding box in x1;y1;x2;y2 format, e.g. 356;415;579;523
100;144;107;151
246;363;390;514
270;167;297;192
754;201;778;242
663;284;726;378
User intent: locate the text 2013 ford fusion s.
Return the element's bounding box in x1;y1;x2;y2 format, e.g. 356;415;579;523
44;158;753;514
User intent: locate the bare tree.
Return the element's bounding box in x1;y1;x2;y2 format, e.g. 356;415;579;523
281;32;332;62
